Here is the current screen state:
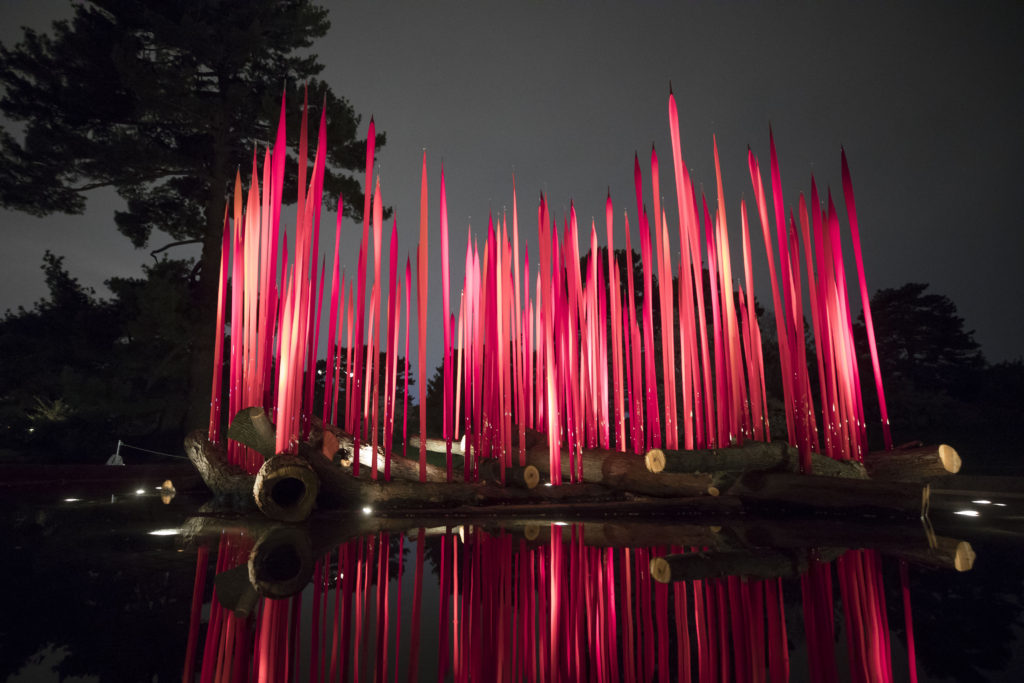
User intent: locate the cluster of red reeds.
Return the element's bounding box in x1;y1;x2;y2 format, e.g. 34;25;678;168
199;86;914;680
207;88;890;482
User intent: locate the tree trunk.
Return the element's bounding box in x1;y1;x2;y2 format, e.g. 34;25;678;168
183;181;226;434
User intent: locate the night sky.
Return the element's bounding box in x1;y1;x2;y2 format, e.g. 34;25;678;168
1;1;1022;371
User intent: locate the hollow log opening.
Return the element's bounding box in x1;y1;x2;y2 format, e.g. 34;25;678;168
247;526;315;599
256;544;302;584
254;455;321;522
272;478;307;509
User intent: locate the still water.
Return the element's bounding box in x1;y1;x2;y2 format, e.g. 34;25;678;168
2;483;1022;682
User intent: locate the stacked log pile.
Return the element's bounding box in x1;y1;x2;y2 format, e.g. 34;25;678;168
185;406;961;525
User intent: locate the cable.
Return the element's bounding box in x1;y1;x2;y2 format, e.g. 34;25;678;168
117;441;190;461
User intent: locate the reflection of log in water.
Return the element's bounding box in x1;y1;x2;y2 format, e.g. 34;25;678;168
187;510;975;619
185;518;952;683
733;518;976;572
649;549;818;583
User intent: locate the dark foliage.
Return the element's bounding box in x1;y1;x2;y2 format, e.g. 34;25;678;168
0;254;201;461
0;0;384;432
854;282;1022;474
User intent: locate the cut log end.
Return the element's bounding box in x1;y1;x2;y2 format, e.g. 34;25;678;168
479;459;541;489
254;455;321;522
645;448;666;474
650;556;672;584
954;541;976;572
939;444;962;474
226;406;277;459
522;465;540;489
248;526;315;598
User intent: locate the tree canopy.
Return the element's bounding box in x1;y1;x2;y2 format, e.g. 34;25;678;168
0;0;384;431
0;254;200;461
0;0;381;240
854;282;989;451
859;282;984;393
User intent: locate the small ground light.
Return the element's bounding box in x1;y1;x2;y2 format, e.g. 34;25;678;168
954;510;980;517
148;529;180;536
63;498;80;503
362;506;372;515
971;499;992;505
135;489;145;495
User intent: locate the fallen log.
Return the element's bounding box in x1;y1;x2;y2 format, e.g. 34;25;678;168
645;442;868;479
253;455;320;523
477;458;540;489
184;429;255;506
228;407;455;484
862;443;961;480
310;416;453;483
301;442;626;512
225;406;277;459
644;441;792;474
520;445;717;497
413;431;716;496
187;428;638;518
316;414;716;498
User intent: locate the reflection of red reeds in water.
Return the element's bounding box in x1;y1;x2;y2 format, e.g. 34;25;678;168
185;527;921;682
200;85;916;679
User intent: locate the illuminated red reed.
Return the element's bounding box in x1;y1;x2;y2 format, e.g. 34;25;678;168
417;153;430;481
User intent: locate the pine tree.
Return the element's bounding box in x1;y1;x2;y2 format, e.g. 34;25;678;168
0;0;384;429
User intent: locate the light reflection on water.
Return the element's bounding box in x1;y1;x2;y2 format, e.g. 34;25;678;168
3;491;1024;682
